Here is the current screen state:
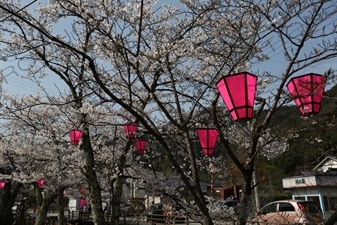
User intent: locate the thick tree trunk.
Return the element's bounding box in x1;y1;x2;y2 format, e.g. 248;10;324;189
325;211;337;225
35;197;57;225
237;168;254;225
0;182;20;225
89;187;105;225
0;210;13;224
105;137;138;225
111;175;124;225
110;143;131;225
0;204;14;225
34;186;58;225
35;205;49;225
57;193;67;225
82;128;105;225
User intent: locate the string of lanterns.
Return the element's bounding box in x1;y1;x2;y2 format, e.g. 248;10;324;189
0;72;325;191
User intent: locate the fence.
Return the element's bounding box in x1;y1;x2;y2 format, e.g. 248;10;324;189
19;211;239;225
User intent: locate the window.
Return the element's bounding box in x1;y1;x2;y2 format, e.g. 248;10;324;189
262;203;277;214
294;196;306;200
323;196;337;211
307;196;321;210
279;203;295;212
298;202;320;213
225;201;237;207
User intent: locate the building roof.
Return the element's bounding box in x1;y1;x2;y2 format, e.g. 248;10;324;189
164;176;221;187
312;156;337;173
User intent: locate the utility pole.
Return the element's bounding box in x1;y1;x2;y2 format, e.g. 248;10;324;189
253;165;260;212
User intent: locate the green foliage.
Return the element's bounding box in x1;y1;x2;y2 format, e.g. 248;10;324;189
259;193;292;206
148;84;337;199
252;84;336;197
271;85;337;176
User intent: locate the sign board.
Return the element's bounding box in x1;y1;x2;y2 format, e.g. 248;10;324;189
282;176;317;188
68;199;77;211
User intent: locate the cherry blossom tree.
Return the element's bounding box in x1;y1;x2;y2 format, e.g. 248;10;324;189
0;1;336;225
0;98;86;224
0;91;145;225
0;136;23;225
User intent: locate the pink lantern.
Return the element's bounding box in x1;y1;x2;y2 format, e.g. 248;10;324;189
287;73;326;116
124;123;137;139
0;181;5;189
216;72;257;121
69;129;83;146
37;179;45;188
63;189;67;195
196;128;218;156
135;139;147;154
79;187;85;194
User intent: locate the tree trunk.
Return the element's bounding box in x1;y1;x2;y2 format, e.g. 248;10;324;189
110;142;132;225
110;171;124;225
0;182;20;225
57;193;67;225
0;204;14;225
35;196;57;225
325;211;337;225
34;186;58;225
237;168;254;225
35;205;49;225
82;127;105;225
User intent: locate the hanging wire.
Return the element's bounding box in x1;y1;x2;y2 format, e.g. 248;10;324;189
0;0;38;23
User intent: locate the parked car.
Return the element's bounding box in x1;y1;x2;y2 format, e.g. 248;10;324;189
144;203;185;223
144;203;165;222
120;203;136;216
251;199;324;224
214;200;238;219
216;199;238;208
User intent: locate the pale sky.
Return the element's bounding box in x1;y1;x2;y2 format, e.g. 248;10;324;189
0;0;336;97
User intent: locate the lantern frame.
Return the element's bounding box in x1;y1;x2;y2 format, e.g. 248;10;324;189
124;123;137;139
69;129;83;146
135;139;147;154
216;72;257;121
196;128;218;156
286;73;326;116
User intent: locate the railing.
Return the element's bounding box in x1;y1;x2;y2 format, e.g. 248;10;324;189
116;212;189;225
21;211;240;225
145;213;188;224
118;212;239;225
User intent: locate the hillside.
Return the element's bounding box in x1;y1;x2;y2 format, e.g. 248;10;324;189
271;84;337;175
254;84;337;196
150;84;337;198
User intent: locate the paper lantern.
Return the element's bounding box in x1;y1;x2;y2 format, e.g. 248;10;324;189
287;73;326;116
124;123;137;139
196;128;218;155
69;129;83;145
135;139;147;154
216;72;257;121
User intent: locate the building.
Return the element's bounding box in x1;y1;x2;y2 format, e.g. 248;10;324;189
282;156;337;220
213;185;240;200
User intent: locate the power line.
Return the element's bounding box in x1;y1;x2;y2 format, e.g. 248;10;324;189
0;0;38;23
250;1;337;75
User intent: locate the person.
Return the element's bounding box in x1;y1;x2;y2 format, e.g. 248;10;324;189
166;204;174;224
79;197;87;211
104;203;111;214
